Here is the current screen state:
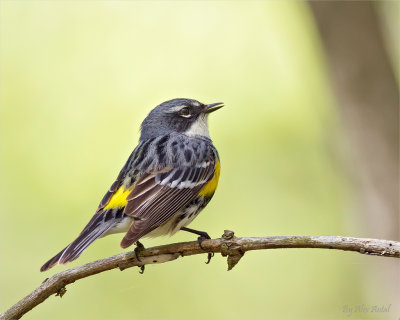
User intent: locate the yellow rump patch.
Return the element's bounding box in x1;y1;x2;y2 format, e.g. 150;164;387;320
199;160;220;197
104;186;132;210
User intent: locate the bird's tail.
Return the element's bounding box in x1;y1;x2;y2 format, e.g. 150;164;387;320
40;213;116;272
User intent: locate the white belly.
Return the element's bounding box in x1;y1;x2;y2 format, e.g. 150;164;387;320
145;206;199;238
103;205;200;240
102;216;133;237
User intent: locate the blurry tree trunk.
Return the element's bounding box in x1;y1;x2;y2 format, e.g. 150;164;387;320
309;1;399;241
309;1;399;311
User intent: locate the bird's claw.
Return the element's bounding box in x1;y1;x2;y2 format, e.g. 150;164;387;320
134;241;146;274
134;241;145;261
197;235;213;264
180;227;213;264
205;252;214;264
139;265;145;274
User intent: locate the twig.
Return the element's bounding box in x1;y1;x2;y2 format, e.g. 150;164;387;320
1;231;399;320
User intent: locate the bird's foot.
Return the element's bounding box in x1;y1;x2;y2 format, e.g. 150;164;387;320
180;227;213;264
134;241;145;274
197;235;214;264
138;265;145;274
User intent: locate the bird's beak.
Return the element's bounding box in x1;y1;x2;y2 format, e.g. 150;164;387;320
203;102;224;114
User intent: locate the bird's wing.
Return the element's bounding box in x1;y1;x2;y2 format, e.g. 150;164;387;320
97;155;138;214
120;159;217;248
78;149;137;235
40;150;138;271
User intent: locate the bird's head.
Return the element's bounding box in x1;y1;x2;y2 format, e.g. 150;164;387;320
140;98;223;140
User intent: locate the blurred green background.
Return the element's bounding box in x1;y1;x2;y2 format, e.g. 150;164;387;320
0;1;398;320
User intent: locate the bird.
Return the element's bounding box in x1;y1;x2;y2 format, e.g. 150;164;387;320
40;98;223;272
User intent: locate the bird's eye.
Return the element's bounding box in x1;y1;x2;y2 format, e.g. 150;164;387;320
179;107;192;118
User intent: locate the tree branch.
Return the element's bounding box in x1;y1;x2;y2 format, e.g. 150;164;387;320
1;231;399;320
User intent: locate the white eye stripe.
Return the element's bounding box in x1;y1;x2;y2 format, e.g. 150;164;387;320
167;105;189;113
167;105;194;118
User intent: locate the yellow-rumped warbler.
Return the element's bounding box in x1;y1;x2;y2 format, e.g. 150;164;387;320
41;98;223;271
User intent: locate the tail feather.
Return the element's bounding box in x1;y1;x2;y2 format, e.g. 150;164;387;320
40;213;116;272
40;245;69;272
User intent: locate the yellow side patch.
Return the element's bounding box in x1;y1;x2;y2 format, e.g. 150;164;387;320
199;160;220;197
104;186;132;210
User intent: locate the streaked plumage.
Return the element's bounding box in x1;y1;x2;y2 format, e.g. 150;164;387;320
41;98;223;271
